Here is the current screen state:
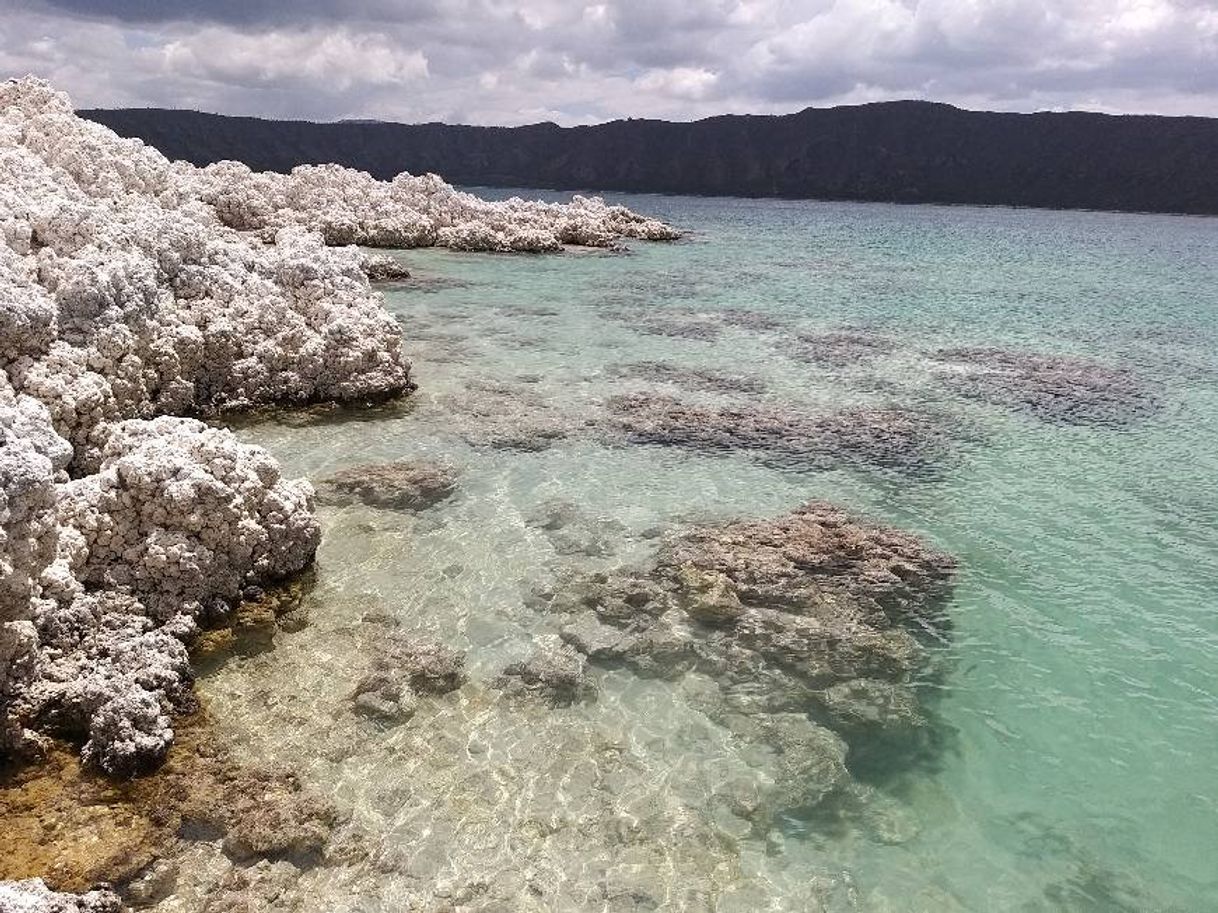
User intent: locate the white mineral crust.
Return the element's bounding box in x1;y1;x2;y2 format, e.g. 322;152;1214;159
0;75;677;793
0;878;122;913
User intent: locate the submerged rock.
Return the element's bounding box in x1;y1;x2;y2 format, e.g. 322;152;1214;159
716;308;789;332
438;381;591;452
349;672;419;723
0;713;336;897
932;346;1156;425
603;392;956;476
666;501;955;624
217;775;336;863
610;360;767;395
788;407;957;475
782;330;898;367
492;635;597;706
382;637;468;696
728;711;851;826
195;859;306;913
345;633;468;727
316;460;459;512
633;316;722;341
525;498;626;558
528;501;956;804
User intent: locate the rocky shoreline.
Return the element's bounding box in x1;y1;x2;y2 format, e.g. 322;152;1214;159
0;76;679;910
3;76;1163;913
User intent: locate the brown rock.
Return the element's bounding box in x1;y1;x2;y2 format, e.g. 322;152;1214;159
316;461;459;512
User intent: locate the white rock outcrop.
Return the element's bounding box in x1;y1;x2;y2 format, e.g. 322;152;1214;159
0;75;678;783
188;161;680;252
0;77;376;773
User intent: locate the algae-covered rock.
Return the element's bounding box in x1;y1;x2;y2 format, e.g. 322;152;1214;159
529;501;956;809
383;637;468;696
602;392;958;476
492;635;597;706
317;460;459;512
349;671;419;723
933;346;1156;426
0;713;336;896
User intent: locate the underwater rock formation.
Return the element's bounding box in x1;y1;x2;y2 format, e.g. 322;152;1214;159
603;392;957;476
716;307;789;332
346;635;468;725
782;330;898;367
492;634;597;706
380;636;468;696
0;714;337;902
438;380;591;452
932;347;1156;426
527;501;956;819
609;360;767;395
316;460;459;512
633;316;722;341
525;498;626;558
349;671;419;724
603;309;721;341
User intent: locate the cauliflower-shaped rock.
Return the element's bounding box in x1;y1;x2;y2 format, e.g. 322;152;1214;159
59;417;319;620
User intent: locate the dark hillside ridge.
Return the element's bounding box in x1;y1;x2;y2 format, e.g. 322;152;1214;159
81;102;1218;215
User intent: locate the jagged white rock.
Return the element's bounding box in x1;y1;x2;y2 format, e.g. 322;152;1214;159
186;161;681;251
55;417;319;621
0;75;677;788
0;76;401;773
0;379;67;754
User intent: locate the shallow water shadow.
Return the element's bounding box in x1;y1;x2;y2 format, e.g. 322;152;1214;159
220;393;418;430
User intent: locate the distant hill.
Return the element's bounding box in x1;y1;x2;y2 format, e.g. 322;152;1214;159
81;102;1218;215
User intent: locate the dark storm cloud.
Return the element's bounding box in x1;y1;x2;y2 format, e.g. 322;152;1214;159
3;0;1217;125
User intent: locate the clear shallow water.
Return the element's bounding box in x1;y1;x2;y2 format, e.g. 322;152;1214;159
210;194;1217;911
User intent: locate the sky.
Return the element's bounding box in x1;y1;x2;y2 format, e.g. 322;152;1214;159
1;0;1216;125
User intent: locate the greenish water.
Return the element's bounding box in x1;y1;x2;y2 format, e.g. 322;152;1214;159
211;194;1218;911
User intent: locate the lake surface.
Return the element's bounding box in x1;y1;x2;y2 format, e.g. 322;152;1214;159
210;193;1217;911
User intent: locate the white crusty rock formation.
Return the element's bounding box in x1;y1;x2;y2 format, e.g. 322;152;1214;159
0;75;678;789
0;878;122;913
192;162;680;252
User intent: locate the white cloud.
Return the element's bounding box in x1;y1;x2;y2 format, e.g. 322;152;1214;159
635;66;719;100
157;28;429;91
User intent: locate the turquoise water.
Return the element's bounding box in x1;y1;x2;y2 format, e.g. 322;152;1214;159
208;194;1218;911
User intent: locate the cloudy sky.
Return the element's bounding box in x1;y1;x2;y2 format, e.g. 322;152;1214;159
1;0;1216;124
